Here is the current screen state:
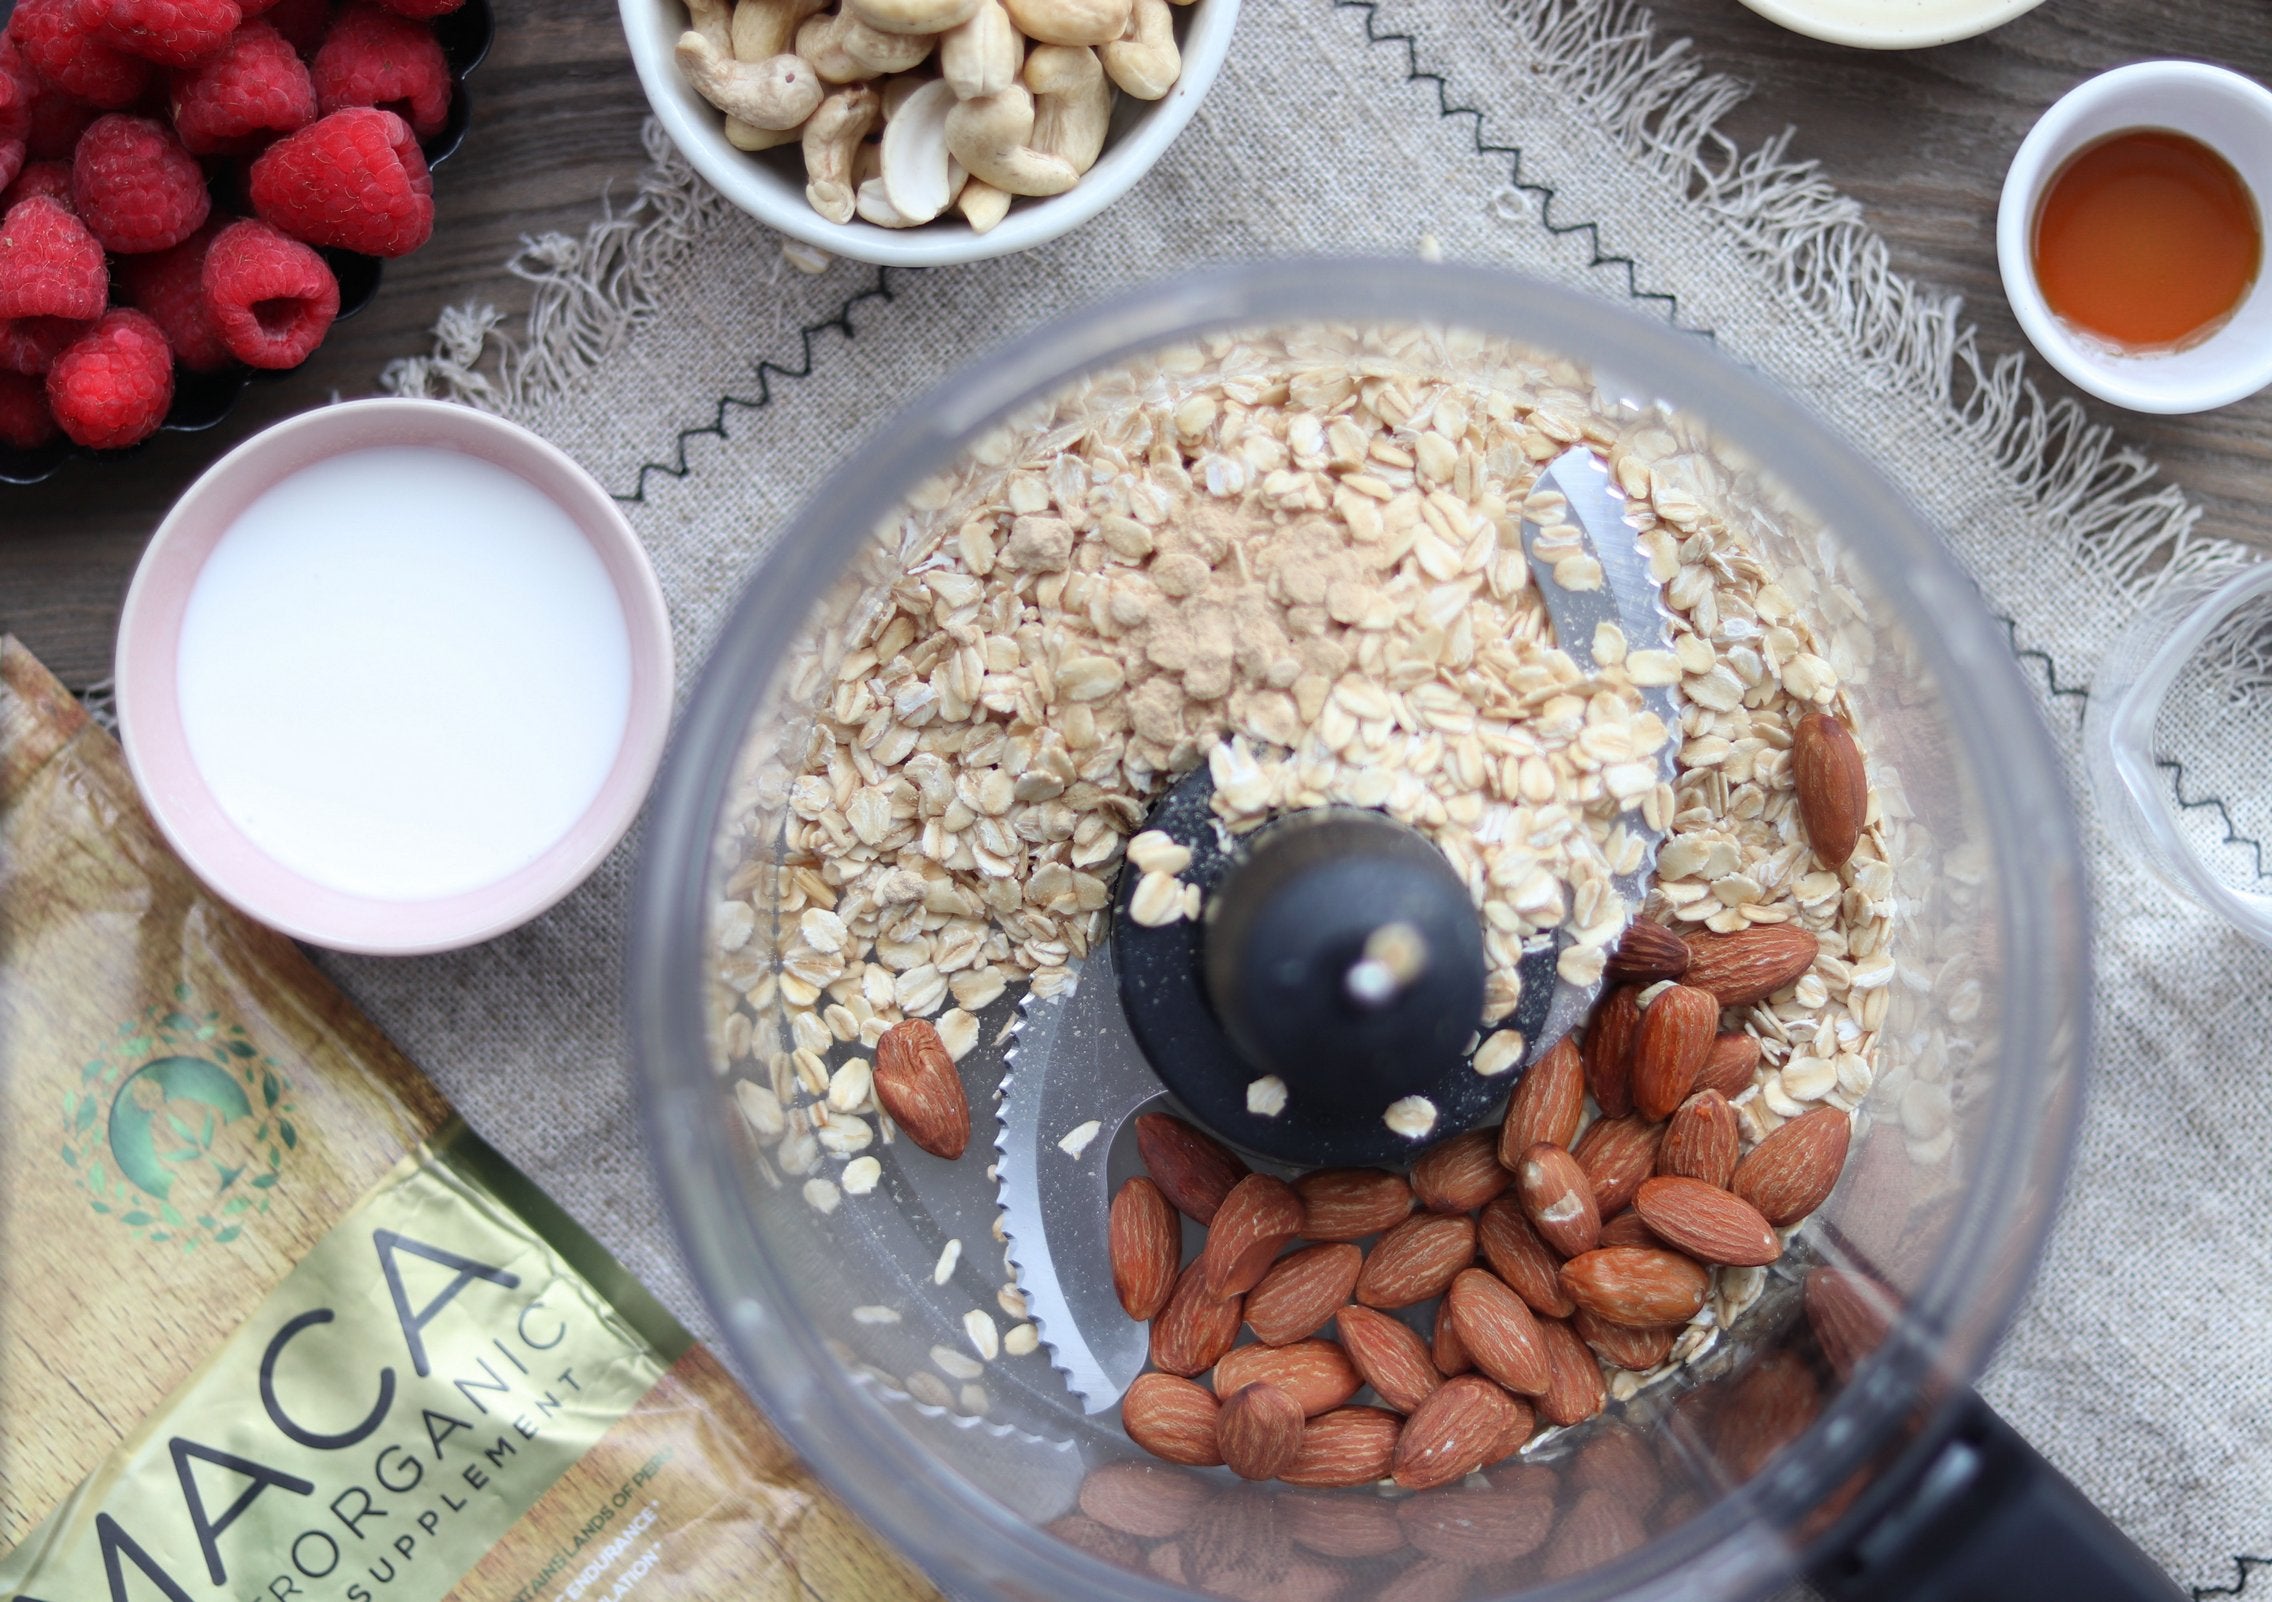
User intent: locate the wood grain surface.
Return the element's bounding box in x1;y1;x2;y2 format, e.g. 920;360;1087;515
4;0;2268;687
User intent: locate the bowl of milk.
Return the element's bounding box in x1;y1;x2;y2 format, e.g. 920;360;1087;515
117;399;673;954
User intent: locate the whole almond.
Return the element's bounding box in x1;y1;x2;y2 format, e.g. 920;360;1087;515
1515;1142;1601;1258
1483;1391;1537;1467
1244;1242;1361;1345
872;1019;969;1159
1399;1485;1554;1564
1476;1196;1576;1317
1111;1175;1181;1321
1048;1512;1143;1567
1572;1114;1663;1216
1658;1089;1740;1188
1596;1208;1661;1249
1711;1350;1821;1480
1805;1266;1894;1379
1293;1167;1414;1242
1354;1213;1476;1309
1283;1488;1407;1556
1534;1317;1607;1426
1560;1246;1711;1328
1136;1112;1249;1224
1150;1258;1243;1376
1335;1304;1443;1414
1199;1173;1305;1297
1410;1129;1512;1214
1500;1035;1584;1163
1540;1487;1647;1582
1217;1381;1305;1481
1078;1462;1206;1538
1606;919;1691;984
1631;983;1719;1121
1582;986;1641;1118
1446;1268;1550;1396
1733;1106;1851;1225
1212;1338;1361;1417
1571;1307;1677;1370
1794;711;1867;869
1682;925;1819;1008
1392;1375;1521;1490
1634;1175;1781;1266
1122;1372;1224;1465
1694;1031;1762;1099
1280;1405;1402;1487
1431;1305;1472;1376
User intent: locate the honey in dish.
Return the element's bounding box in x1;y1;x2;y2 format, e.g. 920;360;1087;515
2032;127;2262;352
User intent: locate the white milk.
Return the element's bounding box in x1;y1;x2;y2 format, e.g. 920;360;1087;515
176;445;634;902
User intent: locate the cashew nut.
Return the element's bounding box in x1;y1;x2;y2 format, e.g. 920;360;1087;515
943;85;1077;195
957;177;1012;232
1099;0;1176;99
879;71;928;118
1001;0;1126;47
853;135;883;187
801;83;879;222
879;76;960;222
726;115;804;150
939;0;1021;99
730;0;827;63
844;0;981;35
678;35;825;129
856;177;921;227
1028;45;1110;173
683;0;732;55
796;12;882;80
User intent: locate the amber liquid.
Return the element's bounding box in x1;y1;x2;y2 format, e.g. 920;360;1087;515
2032;128;2262;351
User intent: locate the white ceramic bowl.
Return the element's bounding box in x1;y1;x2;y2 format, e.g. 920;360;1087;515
621;0;1238;265
1997;61;2272;415
1735;0;2043;49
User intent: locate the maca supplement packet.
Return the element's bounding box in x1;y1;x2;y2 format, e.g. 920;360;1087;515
0;637;933;1602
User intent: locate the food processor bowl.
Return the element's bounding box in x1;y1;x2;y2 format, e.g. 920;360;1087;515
630;262;2117;1602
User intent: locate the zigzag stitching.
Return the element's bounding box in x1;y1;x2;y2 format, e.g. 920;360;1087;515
2196;1556;2272;1599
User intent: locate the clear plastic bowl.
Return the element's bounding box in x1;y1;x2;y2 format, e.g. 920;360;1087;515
629;261;2090;1602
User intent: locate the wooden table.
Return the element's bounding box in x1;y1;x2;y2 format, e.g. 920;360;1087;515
6;0;2268;689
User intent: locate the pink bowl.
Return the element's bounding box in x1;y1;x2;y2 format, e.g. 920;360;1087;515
116;399;673;956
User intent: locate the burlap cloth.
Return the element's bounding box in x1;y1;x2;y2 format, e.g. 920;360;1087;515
368;0;2272;1590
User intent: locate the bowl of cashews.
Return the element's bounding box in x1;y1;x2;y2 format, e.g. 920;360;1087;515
621;0;1237;262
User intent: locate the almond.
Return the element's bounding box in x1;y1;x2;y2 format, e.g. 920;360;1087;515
1484;1391;1536;1466
1430;1305;1472;1376
1110;1175;1181;1321
1398;1484;1554;1563
1571;1307;1677;1370
1605;919;1691;983
1581;985;1641;1118
1534;1316;1607;1426
1732;1105;1851;1225
1279;1405;1402;1487
1122;1372;1224;1465
1212;1337;1361;1417
1198;1173;1304;1297
1793;711;1867;869
1047;1512;1144;1568
1409;1129;1512;1214
1540;1487;1647;1581
1560;1246;1710;1328
1476;1197;1575;1318
1078;1462;1206;1537
1658;1090;1740;1188
1217;1381;1305;1480
1136;1112;1249;1224
1334;1304;1443;1414
1634;1175;1781;1266
1500;1034;1584;1163
1244;1242;1361;1345
1515;1142;1600;1258
1631;983;1719;1122
1711;1350;1821;1479
1380;1561;1471;1602
1805;1266;1895;1379
1293;1167;1414;1242
1596;1208;1661;1249
1694;1031;1762;1098
871;1019;969;1159
1150;1258;1243;1376
1354;1213;1476;1309
1392;1375;1521;1490
1682;925;1819;1008
1571;1114;1662;1215
1445;1268;1550;1396
1283;1487;1406;1555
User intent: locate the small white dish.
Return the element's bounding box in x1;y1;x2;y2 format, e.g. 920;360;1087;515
621;0;1238;266
1997;61;2272;415
1734;0;2044;50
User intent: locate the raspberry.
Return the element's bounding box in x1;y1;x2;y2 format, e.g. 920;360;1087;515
263;0;331;56
6;0;155;109
0;39;30;192
200;216;335;366
0;312;88;373
0;196;106;319
170;20;315;154
85;0;241;67
311;2;447;140
46;307;172;447
116;217;234;369
369;0;459;22
71;113;211;254
0;367;58;447
3;158;73;212
24;78;97;159
248;105;429;257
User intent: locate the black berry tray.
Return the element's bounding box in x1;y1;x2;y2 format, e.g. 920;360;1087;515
0;0;491;485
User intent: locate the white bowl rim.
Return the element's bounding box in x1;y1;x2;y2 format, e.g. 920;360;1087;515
1733;0;2045;50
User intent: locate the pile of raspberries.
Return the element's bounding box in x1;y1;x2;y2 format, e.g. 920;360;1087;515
0;0;459;452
